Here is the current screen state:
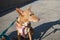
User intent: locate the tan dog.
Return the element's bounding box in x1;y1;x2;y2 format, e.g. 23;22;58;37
16;6;40;40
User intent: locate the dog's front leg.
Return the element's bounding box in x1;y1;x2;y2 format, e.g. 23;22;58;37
18;32;21;40
28;32;32;40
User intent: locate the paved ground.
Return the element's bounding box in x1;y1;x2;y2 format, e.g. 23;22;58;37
0;0;60;40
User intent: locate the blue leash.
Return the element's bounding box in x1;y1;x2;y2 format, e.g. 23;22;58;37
0;17;18;40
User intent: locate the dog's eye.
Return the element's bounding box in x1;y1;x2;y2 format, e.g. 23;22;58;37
30;14;34;16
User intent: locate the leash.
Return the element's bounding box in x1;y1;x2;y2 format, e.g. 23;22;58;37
0;17;18;40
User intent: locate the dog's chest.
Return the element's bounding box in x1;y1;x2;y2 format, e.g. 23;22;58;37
16;22;30;37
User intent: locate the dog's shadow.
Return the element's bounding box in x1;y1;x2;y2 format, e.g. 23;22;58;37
8;19;60;40
33;19;60;40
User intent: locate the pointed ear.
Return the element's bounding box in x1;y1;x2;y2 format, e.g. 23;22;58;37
16;8;23;16
27;6;32;10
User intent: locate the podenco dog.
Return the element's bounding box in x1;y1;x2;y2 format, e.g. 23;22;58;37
16;6;40;40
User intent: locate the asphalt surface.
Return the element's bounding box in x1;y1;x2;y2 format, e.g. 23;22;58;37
0;0;60;40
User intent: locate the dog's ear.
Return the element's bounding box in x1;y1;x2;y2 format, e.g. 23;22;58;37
16;8;23;16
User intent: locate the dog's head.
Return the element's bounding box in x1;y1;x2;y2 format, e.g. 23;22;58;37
16;6;40;23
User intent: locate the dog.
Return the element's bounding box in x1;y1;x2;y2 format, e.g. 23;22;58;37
16;6;40;40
